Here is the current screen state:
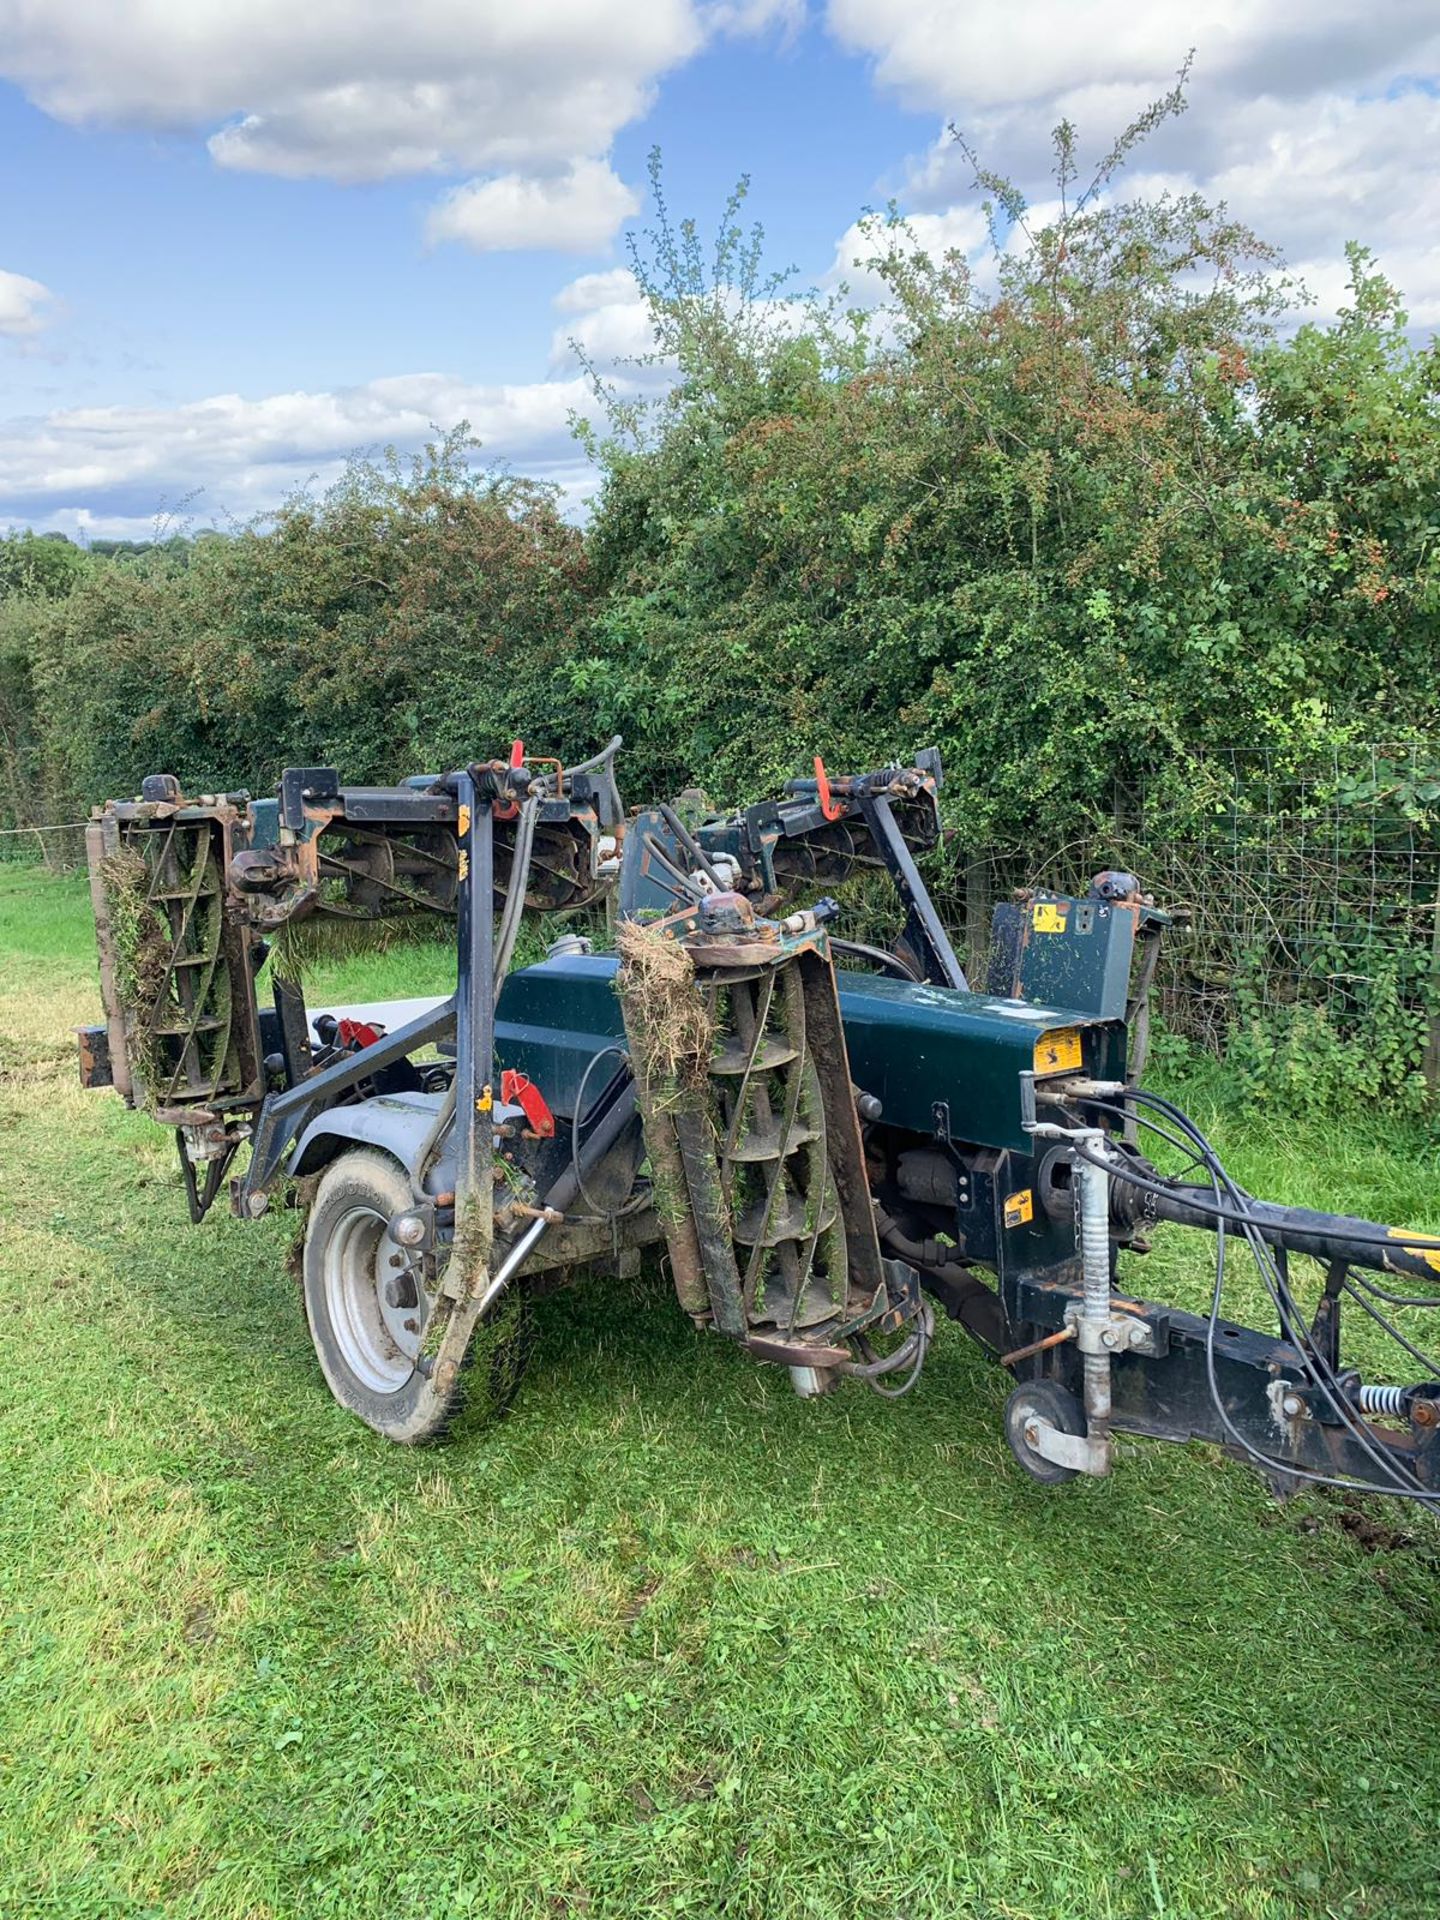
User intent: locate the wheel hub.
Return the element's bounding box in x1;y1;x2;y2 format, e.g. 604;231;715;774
323;1203;428;1395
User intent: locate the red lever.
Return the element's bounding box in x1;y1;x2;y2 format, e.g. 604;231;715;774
493;738;525;821
814;755;845;823
500;1069;555;1138
336;1017;385;1050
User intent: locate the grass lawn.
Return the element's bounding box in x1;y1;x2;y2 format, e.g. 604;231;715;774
2;862;1439;1919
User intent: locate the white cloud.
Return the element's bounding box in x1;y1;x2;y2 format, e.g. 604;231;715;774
553;268;642;315
549;268;656;370
825;206;992;305
0;269;55;339
0;0;801;261
0;2;799;261
821;3;1440;327
0;2;702;182
825;2;1439;116
0;371;606;533
426;159;642;255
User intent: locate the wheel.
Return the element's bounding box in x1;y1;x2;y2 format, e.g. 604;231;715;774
301;1148;532;1443
1004;1378;1086;1486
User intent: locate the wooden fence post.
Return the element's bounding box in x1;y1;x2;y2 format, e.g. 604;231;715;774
964;855;990;988
1425;887;1440;1109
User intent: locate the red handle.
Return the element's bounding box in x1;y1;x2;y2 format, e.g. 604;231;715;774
814;754;844;823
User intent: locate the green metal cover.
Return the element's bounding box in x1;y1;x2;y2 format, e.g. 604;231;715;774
495;956;1124;1154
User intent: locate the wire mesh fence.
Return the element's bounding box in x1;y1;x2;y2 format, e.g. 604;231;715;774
0;820;89;869
947;743;1440;1110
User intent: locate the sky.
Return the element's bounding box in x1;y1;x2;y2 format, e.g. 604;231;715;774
1;1;1437;542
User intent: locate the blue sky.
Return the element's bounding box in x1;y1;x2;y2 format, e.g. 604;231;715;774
1;2;1436;539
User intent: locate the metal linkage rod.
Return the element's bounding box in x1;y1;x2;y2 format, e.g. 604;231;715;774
451;772;496;1288
236;996;458;1212
858;794;968;990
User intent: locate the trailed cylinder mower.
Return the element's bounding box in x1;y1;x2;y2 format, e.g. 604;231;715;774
78;743;1440;1508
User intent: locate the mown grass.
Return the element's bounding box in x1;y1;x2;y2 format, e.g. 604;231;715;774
2;863;1439;1919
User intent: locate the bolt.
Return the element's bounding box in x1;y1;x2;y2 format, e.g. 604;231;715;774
1127;1324;1147;1348
244;1191;269;1219
1102;1328;1120;1349
1413;1401;1438;1429
1281;1393;1304;1419
1023;1420;1040;1448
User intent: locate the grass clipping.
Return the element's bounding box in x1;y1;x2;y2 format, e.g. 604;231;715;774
98;846;173;1102
616;920;714;1107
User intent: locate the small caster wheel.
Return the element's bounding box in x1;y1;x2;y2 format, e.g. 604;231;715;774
1004;1379;1086;1485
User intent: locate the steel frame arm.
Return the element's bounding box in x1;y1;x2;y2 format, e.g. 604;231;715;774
234;997;458;1213
857;794;967;990
1143;1182;1440;1287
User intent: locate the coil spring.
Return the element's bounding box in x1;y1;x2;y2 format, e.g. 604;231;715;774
1356;1382;1408;1418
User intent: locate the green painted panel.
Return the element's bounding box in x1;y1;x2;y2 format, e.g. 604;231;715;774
495;955;1125;1154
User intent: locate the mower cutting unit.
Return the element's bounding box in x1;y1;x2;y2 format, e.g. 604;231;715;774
79;741;1440;1506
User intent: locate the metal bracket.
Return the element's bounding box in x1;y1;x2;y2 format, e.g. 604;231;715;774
1064;1304;1162;1358
1026;1416;1112;1477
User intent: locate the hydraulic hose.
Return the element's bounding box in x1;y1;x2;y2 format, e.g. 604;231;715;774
473;1079;638;1317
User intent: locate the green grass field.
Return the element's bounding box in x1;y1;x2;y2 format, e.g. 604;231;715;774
3;864;1440;1920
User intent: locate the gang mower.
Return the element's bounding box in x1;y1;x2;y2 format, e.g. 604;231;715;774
77;742;1440;1504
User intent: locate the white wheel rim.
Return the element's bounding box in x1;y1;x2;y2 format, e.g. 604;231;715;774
323;1202;427;1395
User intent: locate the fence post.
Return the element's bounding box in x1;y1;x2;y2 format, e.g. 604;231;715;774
1425;886;1440;1109
964;855;990;987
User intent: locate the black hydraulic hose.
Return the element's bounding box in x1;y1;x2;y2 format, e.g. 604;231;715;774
562;734;624;826
845;1302;934;1398
1144;1180;1440;1277
1124;1088;1440;1261
875;1206;972;1273
568;1044;633;1217
1072;1123;1440;1278
493;796;539;989
831;938;921;981
640;830;706;902
562;734;624;778
543;1077;637;1217
655;802;726;891
1073;1093;1440;1502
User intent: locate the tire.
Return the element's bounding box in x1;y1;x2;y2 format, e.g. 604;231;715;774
1003;1378;1087;1486
302;1148;532;1444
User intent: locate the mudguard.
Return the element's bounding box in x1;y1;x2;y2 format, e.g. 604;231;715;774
289;1091;448;1182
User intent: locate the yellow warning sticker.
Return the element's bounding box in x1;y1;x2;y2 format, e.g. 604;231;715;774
1004;1188;1035;1228
457;850;469;882
1034;1027;1084;1076
1388;1226;1440;1275
457;803;472;837
1032;901;1068;933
